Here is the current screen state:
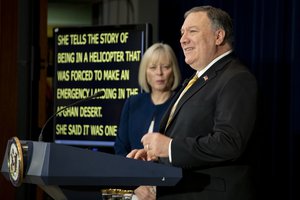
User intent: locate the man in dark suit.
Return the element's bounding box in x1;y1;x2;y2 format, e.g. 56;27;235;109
128;5;258;200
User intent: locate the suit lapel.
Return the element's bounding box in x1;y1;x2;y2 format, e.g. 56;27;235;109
173;73;210;116
161;53;234;132
175;56;233;112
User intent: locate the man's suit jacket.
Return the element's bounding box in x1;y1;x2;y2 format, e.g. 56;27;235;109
157;53;258;200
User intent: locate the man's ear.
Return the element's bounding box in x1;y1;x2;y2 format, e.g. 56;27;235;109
215;29;225;45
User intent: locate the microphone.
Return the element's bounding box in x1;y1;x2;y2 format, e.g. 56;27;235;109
38;91;104;142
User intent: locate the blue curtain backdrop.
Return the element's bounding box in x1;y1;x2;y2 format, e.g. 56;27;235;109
159;0;299;199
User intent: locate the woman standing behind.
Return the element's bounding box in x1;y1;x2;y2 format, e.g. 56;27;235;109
114;42;181;156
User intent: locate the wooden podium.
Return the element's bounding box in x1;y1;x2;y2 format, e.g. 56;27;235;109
1;137;182;200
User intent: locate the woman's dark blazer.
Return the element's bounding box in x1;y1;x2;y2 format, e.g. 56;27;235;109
157;53;258;200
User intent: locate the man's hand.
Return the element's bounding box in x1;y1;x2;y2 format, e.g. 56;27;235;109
134;186;156;200
126;149;148;160
141;132;171;160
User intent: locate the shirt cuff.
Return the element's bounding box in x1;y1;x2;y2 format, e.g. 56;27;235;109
168;139;173;163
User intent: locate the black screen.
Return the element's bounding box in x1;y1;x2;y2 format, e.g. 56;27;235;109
53;24;151;151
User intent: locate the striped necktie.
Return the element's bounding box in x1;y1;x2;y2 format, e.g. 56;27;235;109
165;74;199;130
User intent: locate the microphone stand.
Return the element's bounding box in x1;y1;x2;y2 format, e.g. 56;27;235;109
38;91;104;142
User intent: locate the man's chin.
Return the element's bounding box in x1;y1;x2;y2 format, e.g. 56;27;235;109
185;58;194;66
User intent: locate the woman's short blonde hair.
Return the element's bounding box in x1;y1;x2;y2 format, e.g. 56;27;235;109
138;43;181;92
